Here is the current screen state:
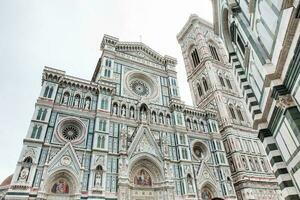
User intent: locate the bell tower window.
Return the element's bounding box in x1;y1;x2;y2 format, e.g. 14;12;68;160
209;45;220;61
197;83;203;97
191;48;200;68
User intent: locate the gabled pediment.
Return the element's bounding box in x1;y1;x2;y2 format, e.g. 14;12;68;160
116;42;166;65
128;125;163;160
47;143;82;175
197;161;217;186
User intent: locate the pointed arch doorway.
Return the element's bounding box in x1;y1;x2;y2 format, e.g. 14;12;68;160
127;155;172;200
43;171;80;200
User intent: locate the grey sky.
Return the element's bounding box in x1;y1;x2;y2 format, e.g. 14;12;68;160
0;0;212;181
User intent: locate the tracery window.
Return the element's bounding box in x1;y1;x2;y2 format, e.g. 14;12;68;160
225;78;232;89
100;98;109;110
236;107;244;121
202;77;209;91
43;86;54;98
197;83;203;97
97;135;105;149
229;105;236;119
191;48;200;67
209;45;220;61
37;108;47;121
219;75;225;87
31;125;42;139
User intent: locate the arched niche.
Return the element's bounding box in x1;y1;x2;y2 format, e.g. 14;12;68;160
128;154;164;187
43;170;80;200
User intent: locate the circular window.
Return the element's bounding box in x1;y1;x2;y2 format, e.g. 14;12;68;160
125;72;158;100
56;117;86;144
62;125;79;141
192;141;209;160
130;80;150;97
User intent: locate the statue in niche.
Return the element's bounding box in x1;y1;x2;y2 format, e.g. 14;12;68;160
19;167;29;181
121;106;126;117
113;104;118;115
187;174;193;193
63;93;69;105
166;116;170;125
94;171;102;187
130;108;134;118
152;112;156;123
85;99;91;109
74;96;80;107
141;110;147;121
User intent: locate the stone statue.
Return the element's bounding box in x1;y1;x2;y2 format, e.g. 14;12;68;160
113;104;118;115
152;113;156;122
19;167;29;181
130;108;134;118
63;93;69;105
95;171;102;187
121;106;126;117
85;99;90;109
166;117;170;125
141;109;147;121
74;97;79;107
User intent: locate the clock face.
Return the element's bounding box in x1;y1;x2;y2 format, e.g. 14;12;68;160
130;80;150;97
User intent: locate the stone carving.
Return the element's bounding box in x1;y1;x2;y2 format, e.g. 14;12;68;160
61;155;71;166
19;167;29;181
276;94;295;109
85;99;90;109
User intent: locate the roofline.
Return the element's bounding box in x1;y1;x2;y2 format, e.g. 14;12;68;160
177;14;213;41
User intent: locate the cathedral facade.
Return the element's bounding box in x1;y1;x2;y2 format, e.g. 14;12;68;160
5;35;237;200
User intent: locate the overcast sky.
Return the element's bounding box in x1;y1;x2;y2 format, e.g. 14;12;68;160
0;0;212;181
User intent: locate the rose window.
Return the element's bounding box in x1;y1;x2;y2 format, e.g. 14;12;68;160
56;117;86;143
62;125;79;141
130;80;150;97
192;141;209;160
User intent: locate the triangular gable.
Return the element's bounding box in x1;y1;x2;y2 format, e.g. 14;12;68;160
203;99;218;111
128;125;163;160
116;42;166;65
196;161;217;187
47;143;82;175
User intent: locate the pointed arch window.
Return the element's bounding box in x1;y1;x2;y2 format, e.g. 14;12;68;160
219;75;225;87
236;107;244;121
37;108;43;120
31;125;42;139
97;135;105;148
100;98;109;110
229;105;236;119
191;48;200;68
99;120;107;132
159;113;164;124
43;86;49;97
225;78;232;89
48;87;54;98
202;78;209;91
43;86;54;98
41;109;47;120
209;45;220;61
197;83;203;97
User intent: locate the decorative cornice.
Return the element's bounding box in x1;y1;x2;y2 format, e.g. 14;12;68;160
177;14;213;41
